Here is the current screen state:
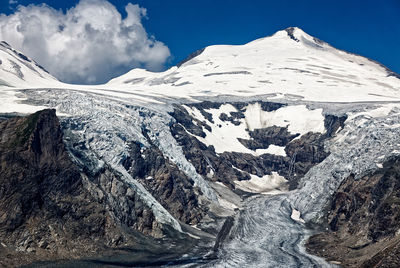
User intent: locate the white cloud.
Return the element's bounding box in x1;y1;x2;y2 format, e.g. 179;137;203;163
0;0;170;84
9;0;18;4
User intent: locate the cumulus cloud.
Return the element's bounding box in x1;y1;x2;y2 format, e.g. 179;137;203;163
0;0;170;84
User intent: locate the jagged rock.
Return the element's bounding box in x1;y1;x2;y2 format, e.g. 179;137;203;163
238;126;299;150
0;109;181;266
306;156;400;267
124;140;206;225
169;105;207;137
169;102;346;190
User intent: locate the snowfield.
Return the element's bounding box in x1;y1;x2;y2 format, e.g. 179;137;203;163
244;103;326;135
1;27;400;115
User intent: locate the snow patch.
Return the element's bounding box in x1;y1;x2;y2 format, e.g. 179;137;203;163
217;195;239;210
256;144;287;157
206;168;214;179
244;103;325;135
234;172;288;194
184;104;254;154
183;103;324;156
291;209;305;223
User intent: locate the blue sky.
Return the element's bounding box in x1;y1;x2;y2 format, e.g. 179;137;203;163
134;0;400;73
0;0;399;83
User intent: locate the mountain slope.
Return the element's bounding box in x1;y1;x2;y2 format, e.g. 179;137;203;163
0;109;202;266
0;41;59;88
107;27;400;103
0;27;400;267
0;42;64;114
307;156;400;267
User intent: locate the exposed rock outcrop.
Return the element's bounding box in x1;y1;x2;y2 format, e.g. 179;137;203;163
0;110;186;266
306;156;400;267
170;101;346;190
124;139;206;225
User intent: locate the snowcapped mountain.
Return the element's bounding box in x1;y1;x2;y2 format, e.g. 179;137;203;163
106;27;400;103
0;41;63;114
0;41;60;88
1;27;400;267
1;27;399;107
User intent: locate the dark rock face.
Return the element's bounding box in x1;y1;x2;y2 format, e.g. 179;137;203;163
176;48;205;67
285;27;300;42
170;101;346;190
306;156;400;267
124;139;205;225
171;123;244;189
238;126;299;150
170;105;208;137
0;110;172;266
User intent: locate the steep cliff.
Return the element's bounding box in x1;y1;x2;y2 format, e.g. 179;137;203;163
0;110;194;266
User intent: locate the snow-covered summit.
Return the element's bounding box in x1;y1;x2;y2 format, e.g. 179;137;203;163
251;27;327;46
1;27;400;110
106;27;400;103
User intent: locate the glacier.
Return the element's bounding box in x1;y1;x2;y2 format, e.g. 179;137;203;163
1;27;400;266
206;103;400;267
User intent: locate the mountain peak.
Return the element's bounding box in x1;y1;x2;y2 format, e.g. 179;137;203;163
284;26;305;40
106;26;400;103
0;40;59;87
272;27;327;47
241;27;329;51
285;27;311;42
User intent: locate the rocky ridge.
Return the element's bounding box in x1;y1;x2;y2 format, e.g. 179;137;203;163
0;109;200;266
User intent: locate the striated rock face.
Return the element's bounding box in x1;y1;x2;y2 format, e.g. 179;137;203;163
123;139;206;225
0;109;184;266
306;156;400;267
